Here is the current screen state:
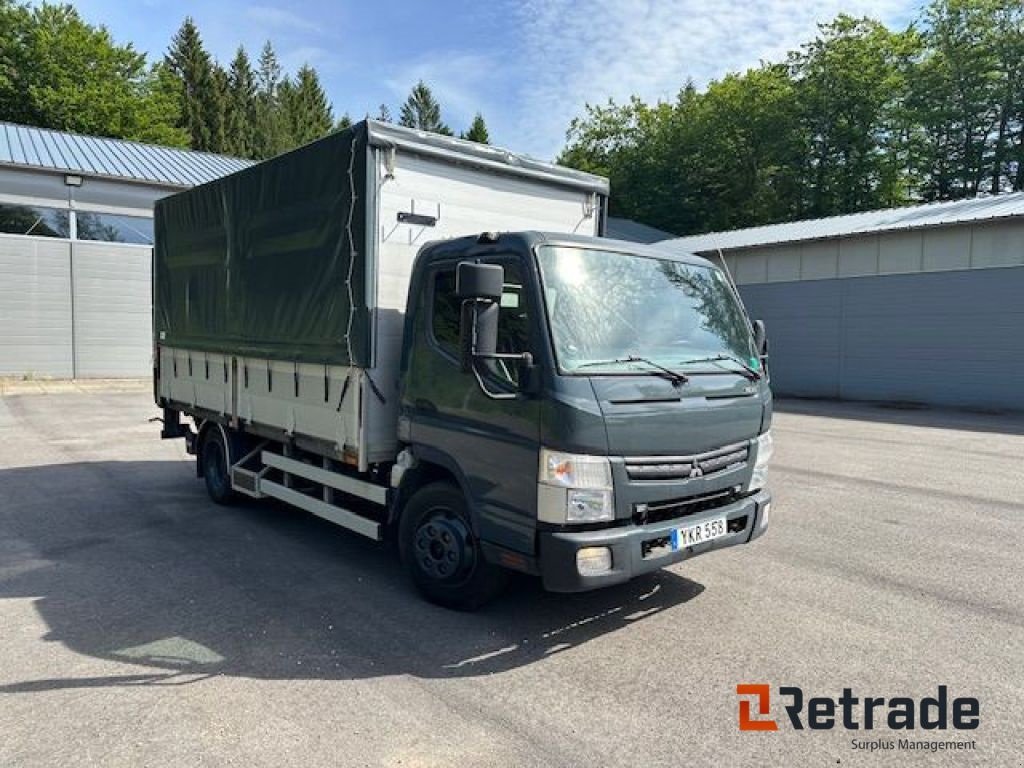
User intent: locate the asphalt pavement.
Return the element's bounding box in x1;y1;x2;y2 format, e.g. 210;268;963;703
0;389;1021;767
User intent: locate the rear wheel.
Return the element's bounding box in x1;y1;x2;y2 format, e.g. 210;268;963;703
201;426;236;505
399;482;507;610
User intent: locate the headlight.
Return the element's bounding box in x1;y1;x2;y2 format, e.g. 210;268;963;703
747;431;773;492
538;449;614;524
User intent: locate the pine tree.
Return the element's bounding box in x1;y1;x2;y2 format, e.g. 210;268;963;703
208;63;229;153
461;112;490;144
225;46;256;157
335;114;353;131
164;17;223;151
399;80;452;135
252;41;289;159
376;104;392;122
282;64;333;146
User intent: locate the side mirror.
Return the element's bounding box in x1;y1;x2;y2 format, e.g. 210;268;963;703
457;261;504;302
455;260;536;400
752;319;768;357
457;261;503;374
459;300;498;373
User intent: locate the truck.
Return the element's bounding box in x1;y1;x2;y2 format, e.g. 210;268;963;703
154;119;772;609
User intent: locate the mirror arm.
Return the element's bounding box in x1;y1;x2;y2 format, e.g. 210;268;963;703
468;351;533;401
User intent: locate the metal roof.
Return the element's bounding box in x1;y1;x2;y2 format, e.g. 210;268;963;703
0;121;253;188
605;216;676;243
656;192;1024;254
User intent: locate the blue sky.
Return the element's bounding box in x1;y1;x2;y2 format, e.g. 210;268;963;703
70;0;923;159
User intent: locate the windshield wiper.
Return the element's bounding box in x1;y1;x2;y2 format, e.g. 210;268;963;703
576;355;689;385
678;354;761;381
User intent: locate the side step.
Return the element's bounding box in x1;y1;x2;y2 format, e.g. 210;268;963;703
230;450;384;541
258;479;382;541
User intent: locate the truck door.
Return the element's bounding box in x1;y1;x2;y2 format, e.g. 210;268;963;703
406;252;541;556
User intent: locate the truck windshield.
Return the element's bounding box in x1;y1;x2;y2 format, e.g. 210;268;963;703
536;245;758;375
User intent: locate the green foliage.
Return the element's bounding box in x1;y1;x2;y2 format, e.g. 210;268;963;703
789;16;915;215
225;47;256;157
399;80;453;135
282;64;334;147
560;0;1024;235
165;17;224;151
0;1;187;145
461;113;490;144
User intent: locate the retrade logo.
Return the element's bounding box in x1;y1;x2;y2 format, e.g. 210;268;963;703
737;684;778;731
736;685;979;732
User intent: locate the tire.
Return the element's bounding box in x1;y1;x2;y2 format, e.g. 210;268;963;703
201;425;236;505
398;482;507;610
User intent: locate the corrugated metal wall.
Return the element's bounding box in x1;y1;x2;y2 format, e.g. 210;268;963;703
0;233;152;378
740;265;1024;411
0;236;74;376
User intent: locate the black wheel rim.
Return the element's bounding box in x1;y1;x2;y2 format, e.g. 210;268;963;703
413;506;476;585
207;439;227;491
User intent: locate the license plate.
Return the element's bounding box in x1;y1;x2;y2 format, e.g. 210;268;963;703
671;517;727;550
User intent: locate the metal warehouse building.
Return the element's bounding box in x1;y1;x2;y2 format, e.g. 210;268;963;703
658;194;1024;411
0;122;251;378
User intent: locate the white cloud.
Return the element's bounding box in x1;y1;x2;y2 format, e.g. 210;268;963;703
279;45;335;74
245;5;327;36
504;0;920;159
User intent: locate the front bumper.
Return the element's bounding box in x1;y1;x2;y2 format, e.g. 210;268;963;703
538;490;770;592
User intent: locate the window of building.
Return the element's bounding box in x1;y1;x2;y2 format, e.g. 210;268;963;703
75;211;154;245
0;203;70;238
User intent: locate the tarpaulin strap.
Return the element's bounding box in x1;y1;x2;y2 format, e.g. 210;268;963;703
335;372;352;412
365;372;386;404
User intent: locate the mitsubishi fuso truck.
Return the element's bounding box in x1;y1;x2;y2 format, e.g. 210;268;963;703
155;119;772;609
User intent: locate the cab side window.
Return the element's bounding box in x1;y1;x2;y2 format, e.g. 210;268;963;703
431;269;461;357
430;260;531;384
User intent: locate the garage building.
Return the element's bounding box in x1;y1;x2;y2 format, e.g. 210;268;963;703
657;194;1024;411
0;121;251;378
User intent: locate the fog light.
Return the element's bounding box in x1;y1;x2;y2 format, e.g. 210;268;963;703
576;546;612;576
759;502;771;529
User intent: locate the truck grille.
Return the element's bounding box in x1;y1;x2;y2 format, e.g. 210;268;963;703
633;488;741;526
624;442;749;482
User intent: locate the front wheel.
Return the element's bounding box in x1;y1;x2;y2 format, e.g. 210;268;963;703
398;482;507;610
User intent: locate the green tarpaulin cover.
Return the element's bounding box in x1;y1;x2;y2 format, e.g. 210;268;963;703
154;122;369;366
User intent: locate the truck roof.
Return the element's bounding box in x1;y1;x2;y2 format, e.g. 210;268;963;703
423;231;716;269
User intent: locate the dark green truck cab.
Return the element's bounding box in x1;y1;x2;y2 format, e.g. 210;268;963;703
391;231;772;603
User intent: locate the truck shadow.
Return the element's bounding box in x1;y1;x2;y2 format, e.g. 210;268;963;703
0;460;705;693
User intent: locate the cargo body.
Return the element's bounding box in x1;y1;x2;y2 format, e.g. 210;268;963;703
156;121;771;609
155;121;606;469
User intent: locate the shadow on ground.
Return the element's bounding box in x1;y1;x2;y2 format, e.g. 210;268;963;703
774;397;1024;436
0;460;704;693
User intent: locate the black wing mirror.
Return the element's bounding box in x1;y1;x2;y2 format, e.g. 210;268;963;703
752;319;767;357
752;319;769;376
456;261;534;399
